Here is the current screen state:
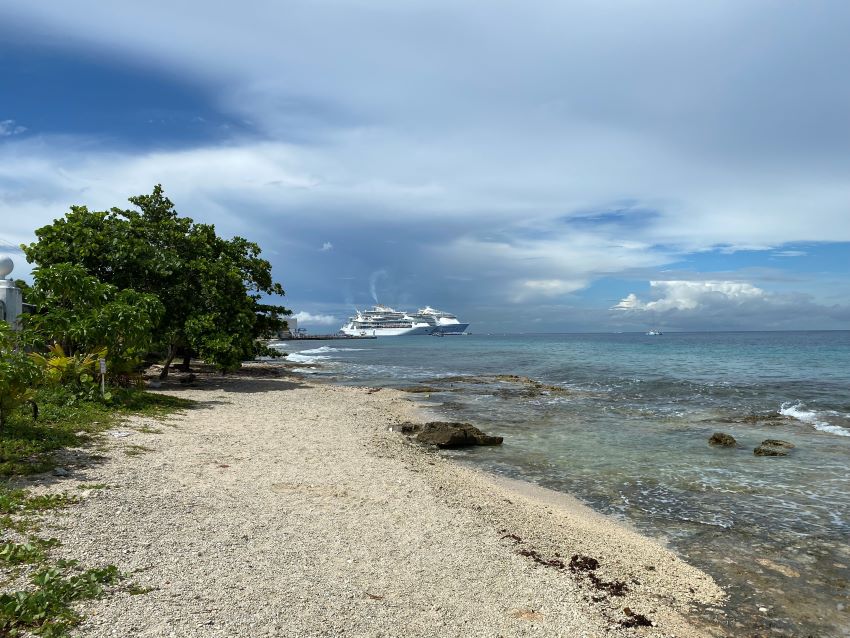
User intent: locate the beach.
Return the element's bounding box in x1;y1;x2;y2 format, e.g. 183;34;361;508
26;365;726;637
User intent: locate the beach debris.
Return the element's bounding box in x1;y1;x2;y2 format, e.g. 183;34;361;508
518;548;566;569
510;608;543;621
754;439;794;456
569;555;600;573
568;555;629;597
501;533;523;543
392;421;503;448
365;592;384;600
620;608;653;628
366;387;382;394
708;432;737;447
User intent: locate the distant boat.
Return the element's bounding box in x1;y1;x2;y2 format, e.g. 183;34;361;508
646;329;663;336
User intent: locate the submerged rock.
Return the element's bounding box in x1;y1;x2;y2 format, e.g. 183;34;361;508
708;432;737;447
414;421;503;448
754;438;795;456
761;439;795;449
754;445;789;457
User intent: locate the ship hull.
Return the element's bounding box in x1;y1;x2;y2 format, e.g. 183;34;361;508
435;323;469;335
340;325;433;337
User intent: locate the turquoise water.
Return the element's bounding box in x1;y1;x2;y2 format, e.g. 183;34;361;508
279;332;850;637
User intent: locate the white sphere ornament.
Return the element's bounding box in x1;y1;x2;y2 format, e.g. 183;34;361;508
0;255;13;279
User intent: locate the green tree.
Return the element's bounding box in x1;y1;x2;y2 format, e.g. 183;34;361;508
24;263;163;371
22;186;289;377
0;323;42;432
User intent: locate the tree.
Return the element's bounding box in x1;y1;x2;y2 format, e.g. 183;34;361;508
24;263;163;371
22;185;290;377
0;323;41;432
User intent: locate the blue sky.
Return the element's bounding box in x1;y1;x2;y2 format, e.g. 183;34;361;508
1;1;849;332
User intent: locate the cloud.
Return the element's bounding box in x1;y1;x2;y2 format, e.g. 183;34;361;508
614;280;769;312
0;120;27;136
292;311;336;326
320;242;333;252
612;280;850;330
1;2;849;329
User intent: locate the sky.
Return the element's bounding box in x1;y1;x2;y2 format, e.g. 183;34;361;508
1;1;849;332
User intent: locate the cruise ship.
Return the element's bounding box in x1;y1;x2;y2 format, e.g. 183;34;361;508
339;305;470;337
413;306;470;335
339;306;434;337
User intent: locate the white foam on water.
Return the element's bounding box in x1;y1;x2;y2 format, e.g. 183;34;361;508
298;346;370;354
285;353;327;364
780;402;850;437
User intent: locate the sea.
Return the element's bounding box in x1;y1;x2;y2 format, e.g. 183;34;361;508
274;331;850;637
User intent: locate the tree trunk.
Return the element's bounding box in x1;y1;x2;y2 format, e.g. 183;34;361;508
180;353;192;372
160;344;177;380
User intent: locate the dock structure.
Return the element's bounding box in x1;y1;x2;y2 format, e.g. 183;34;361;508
293;334;377;340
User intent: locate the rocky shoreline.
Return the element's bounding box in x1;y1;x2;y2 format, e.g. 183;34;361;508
21;365;727;636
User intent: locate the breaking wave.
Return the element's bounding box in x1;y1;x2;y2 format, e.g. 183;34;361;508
780;402;850;437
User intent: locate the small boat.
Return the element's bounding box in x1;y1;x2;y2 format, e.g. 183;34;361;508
646;329;663;336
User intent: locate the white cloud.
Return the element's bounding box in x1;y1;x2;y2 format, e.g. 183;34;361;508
0;120;26;136
612;280;850;330
614;280;769;312
3;1;850;252
2;2;850;328
320;242;333;251
292;311;336;325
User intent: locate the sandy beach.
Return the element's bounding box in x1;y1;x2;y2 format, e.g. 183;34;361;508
31;367;726;637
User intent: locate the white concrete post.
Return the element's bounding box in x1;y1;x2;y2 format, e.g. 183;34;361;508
0;255;23;331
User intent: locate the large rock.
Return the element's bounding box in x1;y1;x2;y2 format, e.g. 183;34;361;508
415;422;503;448
708;432;737;447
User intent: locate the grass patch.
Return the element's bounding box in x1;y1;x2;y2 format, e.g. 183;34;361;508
0;538;60;566
76;483;109;491
0;564;121;637
135;425;163;434
0;489;78;516
113;391;193;418
0;387;191;478
123;445;153;457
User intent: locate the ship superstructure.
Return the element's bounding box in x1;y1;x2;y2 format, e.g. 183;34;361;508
339;305;470;337
339;305;434;337
413;306;470;335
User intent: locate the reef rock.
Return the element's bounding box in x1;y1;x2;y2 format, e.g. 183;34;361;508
708;432;737;447
761;439;795;449
754;445;789;457
415;421;503;448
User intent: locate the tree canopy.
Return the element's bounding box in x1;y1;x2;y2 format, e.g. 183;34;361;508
23;185;290;376
25;263;163;370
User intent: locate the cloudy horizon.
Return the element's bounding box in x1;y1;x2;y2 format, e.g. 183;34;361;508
1;1;849;332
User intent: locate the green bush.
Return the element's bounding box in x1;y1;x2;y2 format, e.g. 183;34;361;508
0;324;43;433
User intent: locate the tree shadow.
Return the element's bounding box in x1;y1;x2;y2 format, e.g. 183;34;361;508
151;376;308;395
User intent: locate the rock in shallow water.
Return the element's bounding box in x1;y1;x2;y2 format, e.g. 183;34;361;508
761;439;795;449
754;445;789;457
394;421;503;448
708;432;737;447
